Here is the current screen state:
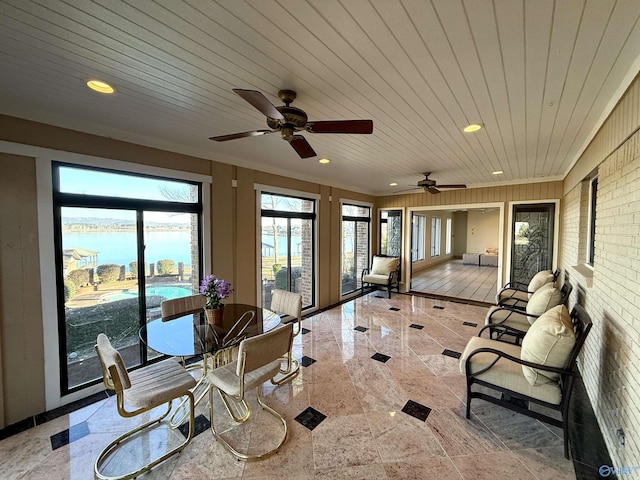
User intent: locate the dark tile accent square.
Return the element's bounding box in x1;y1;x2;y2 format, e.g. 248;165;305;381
409;324;424;330
389;307;401;311
50;421;90;450
354;326;369;332
442;349;461;359
371;352;391;363
295;407;327;431
463;321;478;327
301;327;311;335
374;295;385;298
178;414;210;439
401;400;432;422
301;356;316;367
433;305;445;310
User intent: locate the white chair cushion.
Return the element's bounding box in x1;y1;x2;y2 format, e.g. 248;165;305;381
370;256;398;275
521;305;575;386
362;273;392;285
460;336;561;404
525;282;562;323
527;270;555;298
125;358;196;409
208;358;282;395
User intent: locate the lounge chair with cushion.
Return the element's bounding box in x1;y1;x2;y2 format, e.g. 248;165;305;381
361;254;400;298
460;304;592;459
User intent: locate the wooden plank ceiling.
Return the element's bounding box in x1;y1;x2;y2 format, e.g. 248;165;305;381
0;0;639;195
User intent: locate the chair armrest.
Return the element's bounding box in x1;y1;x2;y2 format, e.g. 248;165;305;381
487;306;538;324
496;296;528;311
361;268;370;280
465;345;573;378
478;323;527;338
501;281;529;291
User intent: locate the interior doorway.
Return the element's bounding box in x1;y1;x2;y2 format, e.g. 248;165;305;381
406;203;503;304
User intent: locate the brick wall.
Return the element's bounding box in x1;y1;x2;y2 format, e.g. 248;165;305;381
562;74;640;470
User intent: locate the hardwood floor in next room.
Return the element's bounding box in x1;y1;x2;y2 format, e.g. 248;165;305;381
410;259;498;304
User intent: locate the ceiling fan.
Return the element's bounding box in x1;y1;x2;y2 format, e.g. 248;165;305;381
402;172;467;194
210;89;373;158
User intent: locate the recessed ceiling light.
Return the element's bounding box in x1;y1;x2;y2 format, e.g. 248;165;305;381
86;80;115;94
492;170;504;175
318;158;330;164
389;182;398;186
463;123;482;133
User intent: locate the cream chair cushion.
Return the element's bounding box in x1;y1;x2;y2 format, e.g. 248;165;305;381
525;282;562;324
527;270;555;298
460;336;561;404
371;256;399;275
521;305;575;386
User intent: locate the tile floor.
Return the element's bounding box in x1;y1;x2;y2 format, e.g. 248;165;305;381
0;293;611;479
411;259;498;304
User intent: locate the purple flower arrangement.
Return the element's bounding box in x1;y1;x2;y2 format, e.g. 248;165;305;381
199;274;234;309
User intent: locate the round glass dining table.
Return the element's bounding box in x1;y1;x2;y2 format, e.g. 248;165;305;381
140;303;281;357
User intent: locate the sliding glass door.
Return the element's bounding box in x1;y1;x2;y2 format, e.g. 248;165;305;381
54;163;202;393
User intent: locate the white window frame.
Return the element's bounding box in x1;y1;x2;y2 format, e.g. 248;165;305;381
445;217;452;254
412;214;426;262
431;217;441;257
254;184;320;313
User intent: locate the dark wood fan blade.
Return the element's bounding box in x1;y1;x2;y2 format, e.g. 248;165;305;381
437;184;467;189
427;186;441;194
233;89;284;120
209;130;272;141
289;135;316;158
306;119;373;134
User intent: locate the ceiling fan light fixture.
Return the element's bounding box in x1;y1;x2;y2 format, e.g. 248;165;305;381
86;79;115;94
281;126;294;141
319;158;330;164
463;123;482;133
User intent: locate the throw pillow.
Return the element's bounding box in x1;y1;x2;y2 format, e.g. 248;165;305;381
371;256;398;275
526;282;562;324
521;305;575;386
527;270;554;298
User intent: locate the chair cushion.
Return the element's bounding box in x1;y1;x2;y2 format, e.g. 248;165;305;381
460;336;561;404
125;358;197;409
363;273;393;285
527;270;555;298
484;306;531;331
208;358;282;395
521;305;575;386
525;282;562;323
371;256;398;275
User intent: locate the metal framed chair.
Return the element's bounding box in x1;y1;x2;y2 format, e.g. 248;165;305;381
496;269;560;310
361;254;400;298
160;294;206;321
94;333;196;480
486;282;572;344
270;289;302;385
460;305;592;459
207;323;294;461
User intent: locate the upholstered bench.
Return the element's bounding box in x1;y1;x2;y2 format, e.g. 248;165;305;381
462;253;480;265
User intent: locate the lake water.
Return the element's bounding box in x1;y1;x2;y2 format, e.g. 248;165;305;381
63;231;306;268
63;231;193;267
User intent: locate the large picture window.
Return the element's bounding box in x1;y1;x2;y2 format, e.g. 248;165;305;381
341;203;371;295
53;163;202;393
260;192;316;311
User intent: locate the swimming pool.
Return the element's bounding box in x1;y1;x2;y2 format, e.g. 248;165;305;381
101;286;193;303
